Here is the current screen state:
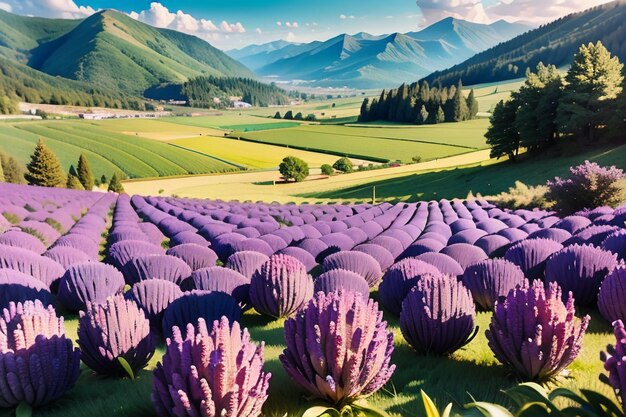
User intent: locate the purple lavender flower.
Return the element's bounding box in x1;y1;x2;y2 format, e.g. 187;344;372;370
461;259;525;311
57;262;125;312
601;320;626;409
598;266;626;324
280;290;395;407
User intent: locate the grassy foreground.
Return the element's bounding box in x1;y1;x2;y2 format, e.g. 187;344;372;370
24;305;614;417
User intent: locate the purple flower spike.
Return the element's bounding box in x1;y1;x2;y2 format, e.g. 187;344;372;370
322;250;383;287
314;269;370;298
400;275;477;355
280;290;395;407
486;280;590;381
152;317;271;417
250;254;313;319
462;259;525;311
598;266;626;324
78;295;155;377
601;320;626;409
57;262;125;312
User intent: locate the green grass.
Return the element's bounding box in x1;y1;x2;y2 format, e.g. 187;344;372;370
233;119;489;163
302;141;626;201
0;120;239;179
163;114;301;131
23;305;614;417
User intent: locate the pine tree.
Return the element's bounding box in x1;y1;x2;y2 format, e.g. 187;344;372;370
24;138;66;187
435;106;445;124
0;157;4;182
359;98;369;122
274;111;282;119
66;173;84;190
77;153;94;190
486;100;521;161
418;105;429;125
1;155;24;184
100;174;107;185
394;84;409;122
108;172;125;193
558;41;624;141
451;80;469;122
466;89;479;119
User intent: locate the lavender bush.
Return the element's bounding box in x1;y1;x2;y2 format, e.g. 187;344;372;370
601;320;626;409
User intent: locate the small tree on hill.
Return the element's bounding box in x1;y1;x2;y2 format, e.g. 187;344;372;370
359;98;369;122
321;164;333;175
467;89;479;119
435;106;445;124
108;172;125;193
294;112;303;120
486;100;520;161
558;41;624;142
24;138;66;187
284;110;294;120
77;153;94;190
451;80;469;122
418;105;429;124
274;111;282;119
1;154;24;184
100;174;107;185
0;157;4;182
66;173;84;190
333;157;353;173
279;156;309;182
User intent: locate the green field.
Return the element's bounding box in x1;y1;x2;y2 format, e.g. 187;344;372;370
0;121;239;179
303;141;626;201
172;136;348;169
232;119;490;162
162;114;301;131
46;307;613;417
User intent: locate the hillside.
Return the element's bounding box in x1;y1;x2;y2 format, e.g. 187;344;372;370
423;1;626;86
249;18;530;88
228;40;323;71
26;10;253;94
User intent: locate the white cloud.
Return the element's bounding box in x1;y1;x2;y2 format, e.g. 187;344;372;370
339;14;355;20
276;21;282;26
285;31;296;42
285;21;298;28
415;0;489;26
256;27;262;34
2;0;95;19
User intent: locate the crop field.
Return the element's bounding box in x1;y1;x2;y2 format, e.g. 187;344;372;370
90;119;225;140
0;121;239;178
0;183;622;417
171;136;349;169
162;114;301;131
232;119;490;162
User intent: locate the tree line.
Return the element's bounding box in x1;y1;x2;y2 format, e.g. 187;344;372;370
0;139;124;192
358;80;479;124
486;41;625;161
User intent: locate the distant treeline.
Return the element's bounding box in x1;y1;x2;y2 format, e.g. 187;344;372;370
358;80;479;124
145;76;293;108
0;58;146;114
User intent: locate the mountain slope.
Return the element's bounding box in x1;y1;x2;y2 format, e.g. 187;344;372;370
26;10;253;94
228;40;322;71
253;18;530;88
423;1;626;86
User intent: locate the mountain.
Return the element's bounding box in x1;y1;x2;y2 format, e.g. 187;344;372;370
23;10;253;94
248;18;531;88
227;40;323;71
423;1;626;87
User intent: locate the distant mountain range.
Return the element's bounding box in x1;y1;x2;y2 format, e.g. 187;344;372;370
422;0;626;87
0;9;252;96
228;18;531;88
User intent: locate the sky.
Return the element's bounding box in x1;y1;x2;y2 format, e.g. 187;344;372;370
0;0;615;50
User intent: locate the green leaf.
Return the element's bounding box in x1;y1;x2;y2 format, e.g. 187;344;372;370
300;405;341;417
466;401;515;417
504;383;553;410
421;390;441;417
580;389;626;417
117;357;135;380
16;402;32;417
549;387;587;406
351;400;392;417
516;402;553;417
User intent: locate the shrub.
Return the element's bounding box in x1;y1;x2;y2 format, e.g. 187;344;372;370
57;262;125;312
78;295;155;377
152;317;271;417
461;259;525;311
125;254;192;286
249;254;313;319
504;238;563;279
547;161;626;215
0;300;80;407
314;269;370;297
490;181;550;210
598;266;626;324
280;291;395;407
544;244;618;306
279;156;309;182
322;250;382;287
321;164;333;176
128;279;183;333
400;274;477;355
332;157;353;173
225;250;269;279
0;269;54;310
486;280;590;381
601;320;626;410
187;266;250;309
166;243;218;271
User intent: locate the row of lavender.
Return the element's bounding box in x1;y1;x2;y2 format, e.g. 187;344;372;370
2;182;626;416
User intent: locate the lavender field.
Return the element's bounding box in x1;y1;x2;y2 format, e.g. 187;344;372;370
0;181;624;417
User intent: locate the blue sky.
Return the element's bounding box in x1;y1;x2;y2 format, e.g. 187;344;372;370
0;0;613;49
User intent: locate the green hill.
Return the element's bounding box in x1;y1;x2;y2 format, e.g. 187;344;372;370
28;10;253;94
423;1;626;86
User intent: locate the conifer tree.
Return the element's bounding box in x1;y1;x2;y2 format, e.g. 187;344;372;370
24;138;66;187
435;106;445;124
467;89;479;119
1;154;24;184
108;172;125;193
0;157;4;182
77;153;94;190
100;174;107;185
451;80;469;122
418;105;429;125
66;173;84;190
558;41;624;141
359;98;369;122
486;100;520;161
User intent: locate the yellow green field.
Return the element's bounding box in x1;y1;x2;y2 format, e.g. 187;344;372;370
161;114;302;131
171;136;352;169
90;119;225;140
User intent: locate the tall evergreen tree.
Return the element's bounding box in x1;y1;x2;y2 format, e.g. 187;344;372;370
1;154;24;184
24;138;66;188
108;172;125;193
486;100;521;161
558;41;624;141
466;89;479;119
0;157;4;182
451;80;469;122
513;63;563;151
435;106;445;124
77;153;94;190
359;98;370;122
100;174;107;185
66;173;84;190
418;105;429;125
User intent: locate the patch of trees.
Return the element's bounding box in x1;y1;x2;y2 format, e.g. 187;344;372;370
279;156;309;182
487;42;625;161
275;111;316;121
145;76;292;108
423;2;626;87
358;80;478;124
0;58;145;114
